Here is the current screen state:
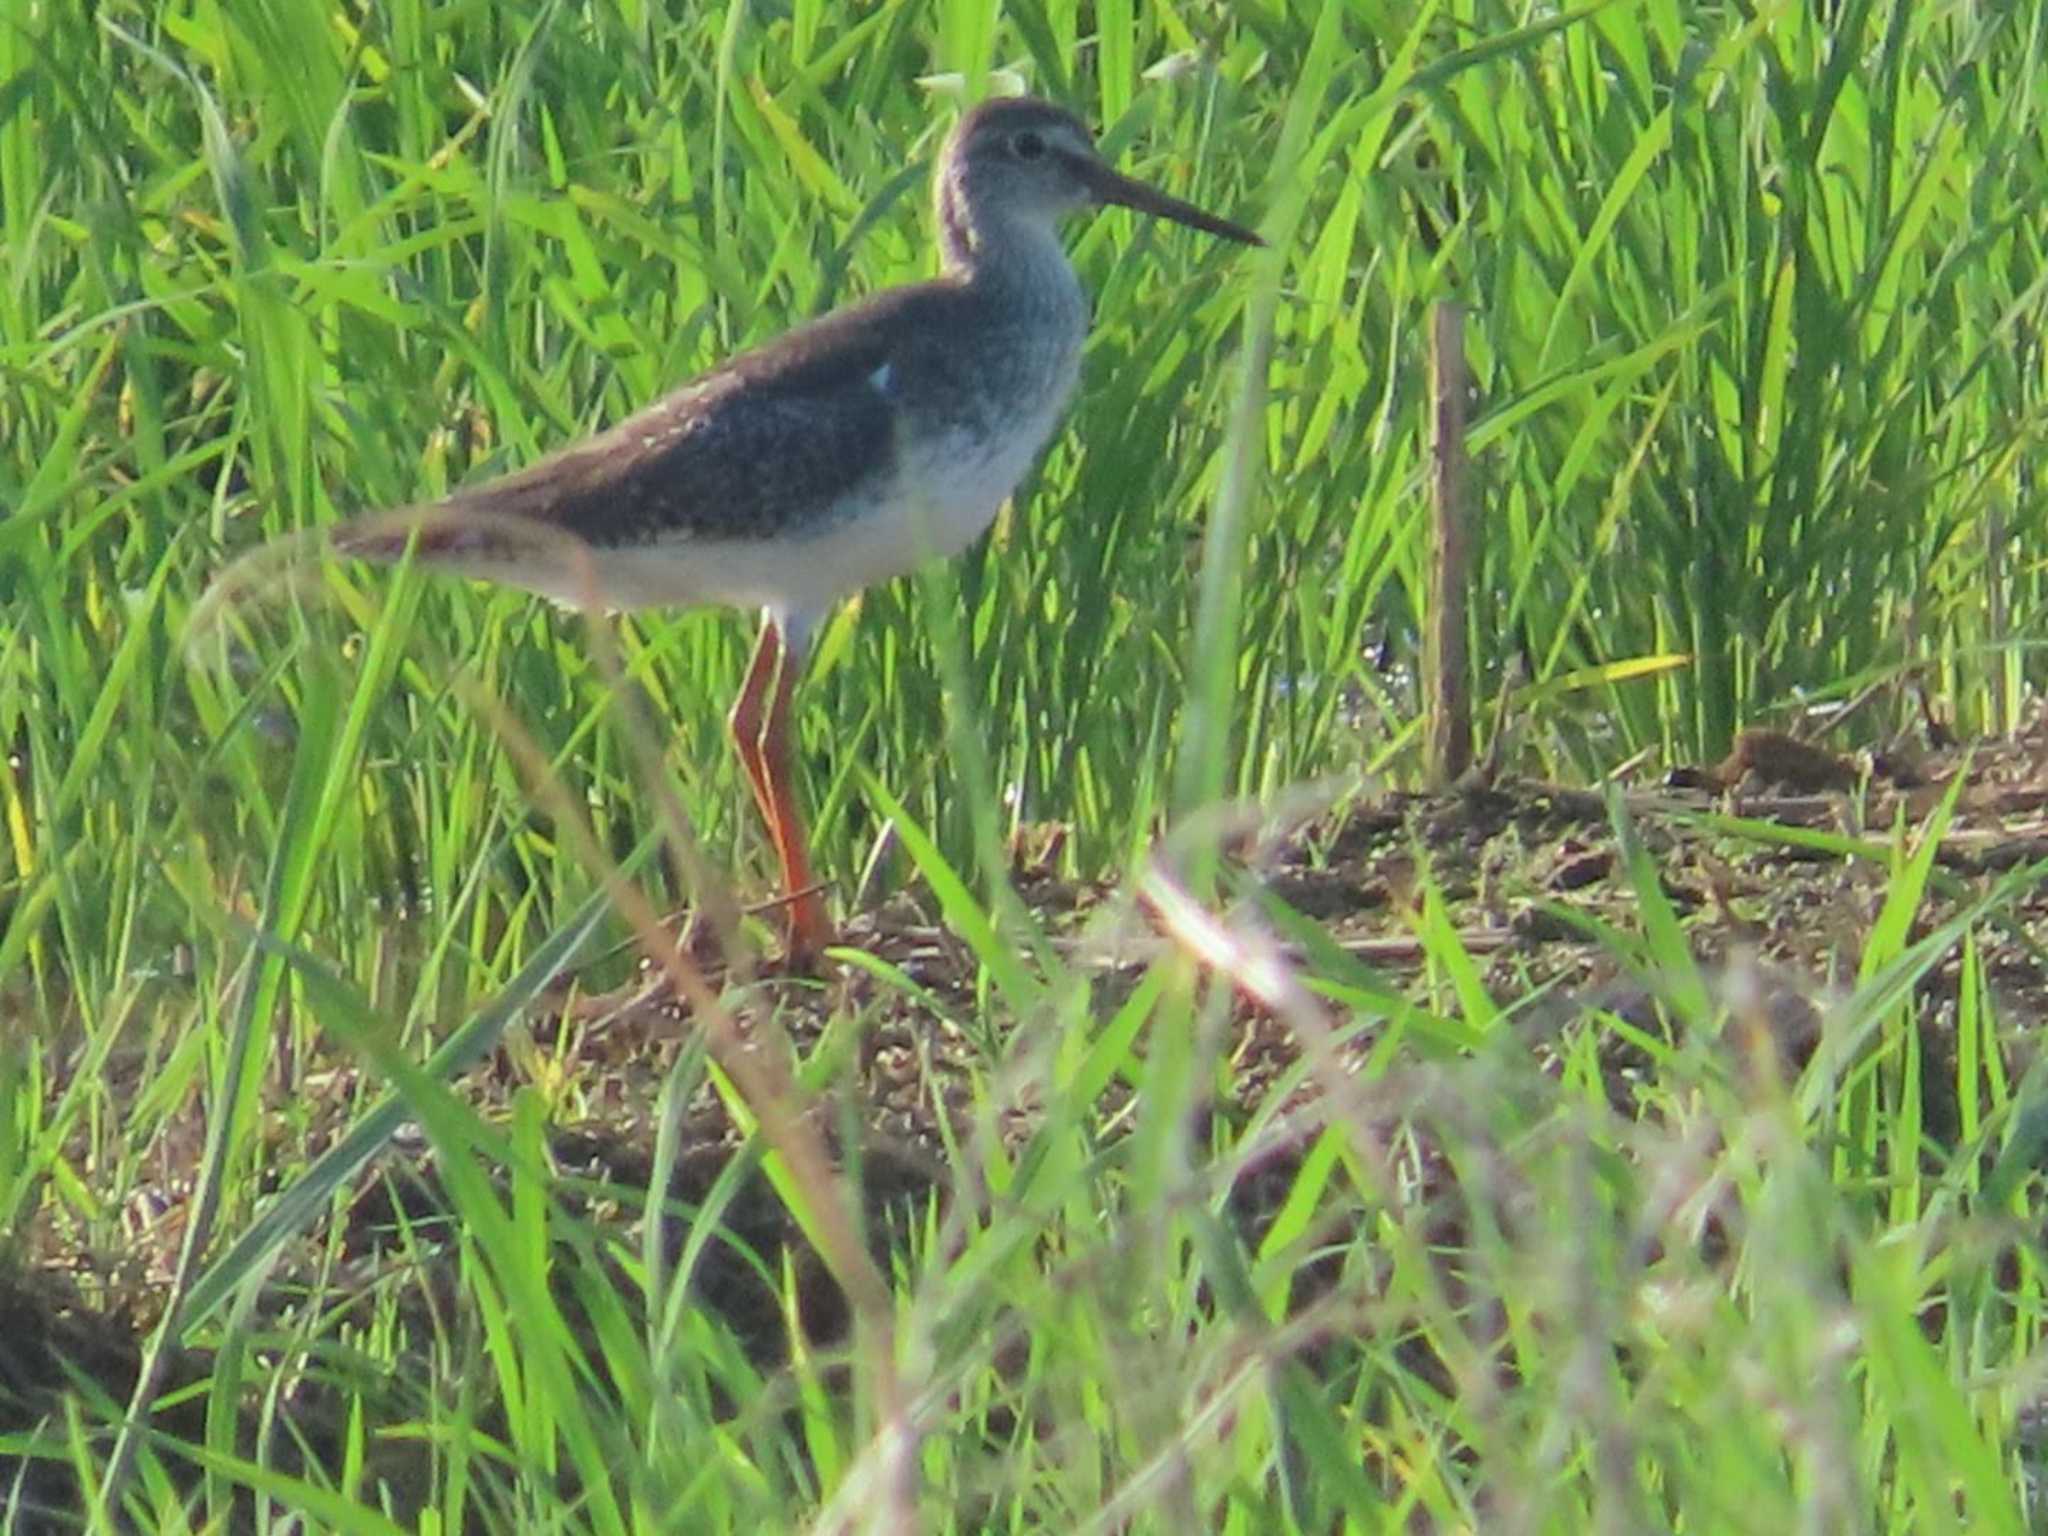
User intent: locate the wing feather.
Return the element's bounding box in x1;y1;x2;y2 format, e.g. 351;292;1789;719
428;283;972;547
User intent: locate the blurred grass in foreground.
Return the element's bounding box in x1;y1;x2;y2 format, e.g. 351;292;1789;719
3;0;2047;1530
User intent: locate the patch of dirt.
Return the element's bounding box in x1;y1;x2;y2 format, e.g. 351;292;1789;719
13;717;2048;1522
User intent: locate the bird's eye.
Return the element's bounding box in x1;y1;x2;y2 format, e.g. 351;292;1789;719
1011;130;1047;160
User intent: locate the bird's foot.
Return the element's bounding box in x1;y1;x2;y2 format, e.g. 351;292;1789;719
764;886;836;973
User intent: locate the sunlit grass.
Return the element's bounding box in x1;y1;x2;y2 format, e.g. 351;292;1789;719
4;0;2048;1530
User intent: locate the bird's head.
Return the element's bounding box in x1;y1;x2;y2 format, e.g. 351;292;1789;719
937;96;1263;250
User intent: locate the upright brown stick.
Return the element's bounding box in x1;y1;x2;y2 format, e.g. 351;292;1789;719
1424;303;1473;788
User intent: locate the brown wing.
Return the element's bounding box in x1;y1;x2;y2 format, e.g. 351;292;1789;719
429;283;985;548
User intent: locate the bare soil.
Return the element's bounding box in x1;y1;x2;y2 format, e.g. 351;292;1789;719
10;720;2048;1525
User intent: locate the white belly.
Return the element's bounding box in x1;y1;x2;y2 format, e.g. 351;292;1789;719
572;402;1068;621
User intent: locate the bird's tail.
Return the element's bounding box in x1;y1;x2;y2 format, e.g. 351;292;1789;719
326;502;608;608
187;500;610;662
329;503;533;566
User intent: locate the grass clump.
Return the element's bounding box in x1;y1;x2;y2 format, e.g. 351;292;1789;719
3;1;2047;1531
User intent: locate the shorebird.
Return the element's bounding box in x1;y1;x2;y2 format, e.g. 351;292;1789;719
334;95;1261;964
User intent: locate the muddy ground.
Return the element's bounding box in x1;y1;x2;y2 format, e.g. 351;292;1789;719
8;719;2048;1523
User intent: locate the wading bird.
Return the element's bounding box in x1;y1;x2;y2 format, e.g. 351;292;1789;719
334;95;1261;964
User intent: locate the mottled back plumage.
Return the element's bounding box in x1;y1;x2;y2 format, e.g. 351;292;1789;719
335;93;1258;631
326;92;1258;962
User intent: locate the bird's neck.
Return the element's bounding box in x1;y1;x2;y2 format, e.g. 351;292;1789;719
936;177;1082;315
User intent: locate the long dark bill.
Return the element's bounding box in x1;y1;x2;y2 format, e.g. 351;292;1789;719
1068;155;1264;246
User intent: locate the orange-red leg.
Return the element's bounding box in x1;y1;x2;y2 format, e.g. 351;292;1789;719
728;619;833;963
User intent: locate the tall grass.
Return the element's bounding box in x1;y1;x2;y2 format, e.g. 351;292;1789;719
3;0;2047;1530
